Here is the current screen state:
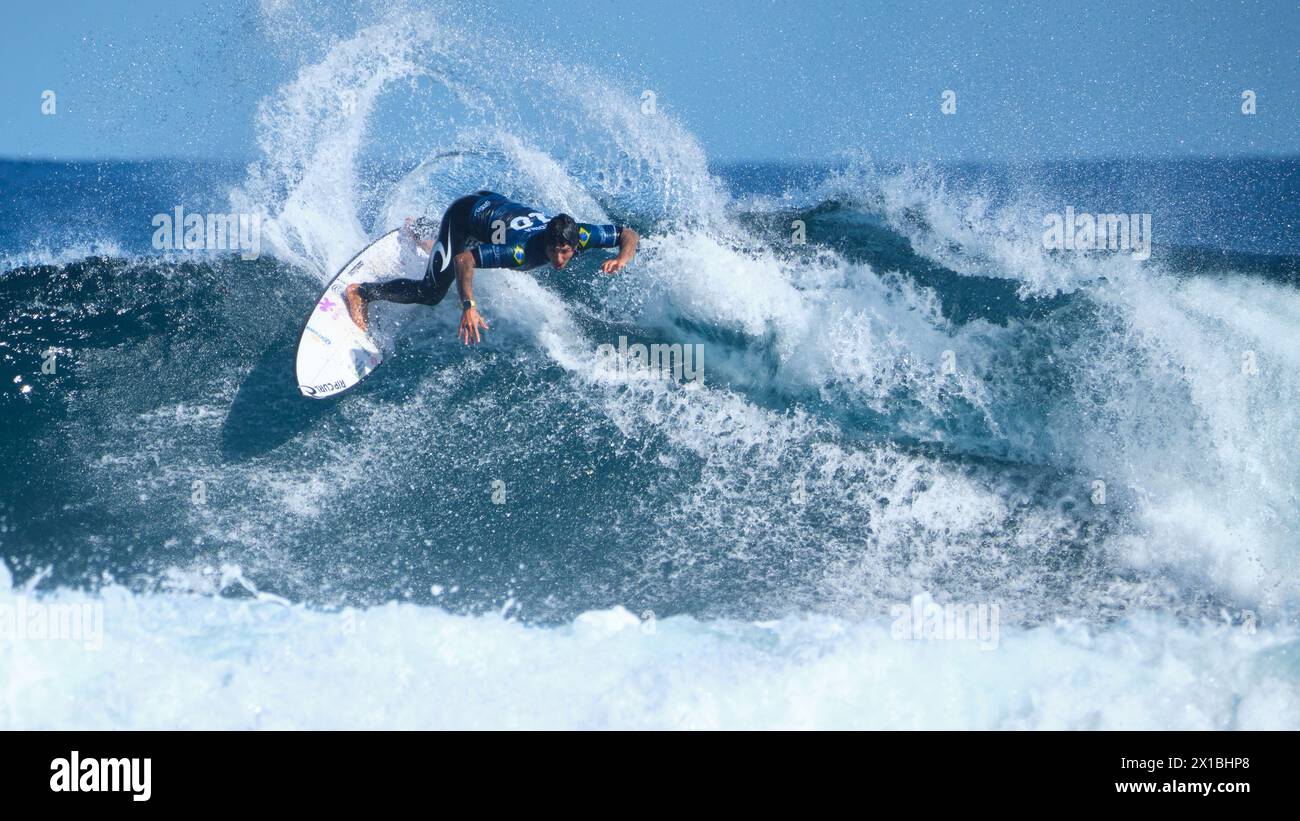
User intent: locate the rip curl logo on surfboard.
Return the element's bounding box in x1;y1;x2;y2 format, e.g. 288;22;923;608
300;378;347;397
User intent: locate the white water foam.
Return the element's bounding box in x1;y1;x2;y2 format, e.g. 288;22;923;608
807;158;1300;615
2;561;1295;730
0;238;129;274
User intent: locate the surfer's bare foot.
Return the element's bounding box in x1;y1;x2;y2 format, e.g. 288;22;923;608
344;283;369;333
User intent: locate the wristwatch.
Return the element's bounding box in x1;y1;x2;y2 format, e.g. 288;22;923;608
462;299;476;310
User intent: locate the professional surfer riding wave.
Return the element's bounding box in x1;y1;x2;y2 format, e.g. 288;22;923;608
344;190;640;343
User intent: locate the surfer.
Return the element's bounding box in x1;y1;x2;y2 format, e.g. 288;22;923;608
344;190;639;344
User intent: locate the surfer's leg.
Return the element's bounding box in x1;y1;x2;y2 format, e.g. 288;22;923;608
345;261;444;332
346;196;478;327
346;267;433;332
411;199;466;304
355;216;455;304
353;277;432;304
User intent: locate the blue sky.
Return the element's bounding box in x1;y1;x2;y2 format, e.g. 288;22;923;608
2;0;1297;162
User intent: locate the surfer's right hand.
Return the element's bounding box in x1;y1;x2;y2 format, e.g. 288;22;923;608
458;307;490;345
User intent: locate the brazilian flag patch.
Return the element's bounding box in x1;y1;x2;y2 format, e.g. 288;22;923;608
578;226;591;248
512;245;525;265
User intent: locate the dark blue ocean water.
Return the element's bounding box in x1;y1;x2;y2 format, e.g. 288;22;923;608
3;154;1297;618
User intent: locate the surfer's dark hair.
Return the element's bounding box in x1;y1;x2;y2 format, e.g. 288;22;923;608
545;214;580;249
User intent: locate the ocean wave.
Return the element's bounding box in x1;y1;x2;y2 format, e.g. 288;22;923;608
3;0;1299;730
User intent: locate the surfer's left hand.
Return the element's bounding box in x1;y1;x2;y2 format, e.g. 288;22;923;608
459;307;490;345
601;258;628;274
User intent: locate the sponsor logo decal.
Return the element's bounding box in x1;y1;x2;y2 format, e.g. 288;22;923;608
300;379;348;397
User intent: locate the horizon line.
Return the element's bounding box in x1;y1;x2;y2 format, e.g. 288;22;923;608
2;151;1298;166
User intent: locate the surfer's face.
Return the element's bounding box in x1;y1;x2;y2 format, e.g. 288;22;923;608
546;243;575;269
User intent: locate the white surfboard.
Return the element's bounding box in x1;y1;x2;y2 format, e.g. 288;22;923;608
295;228;429;398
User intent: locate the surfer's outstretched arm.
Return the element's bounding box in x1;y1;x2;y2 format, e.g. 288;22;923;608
455;250;490;345
600;227;639;274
